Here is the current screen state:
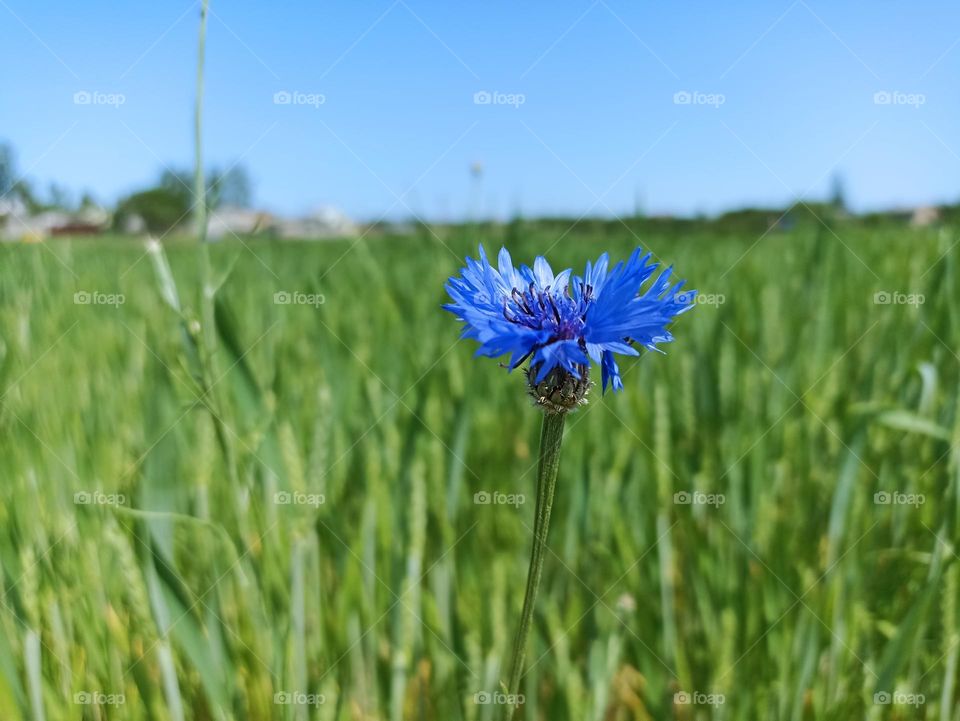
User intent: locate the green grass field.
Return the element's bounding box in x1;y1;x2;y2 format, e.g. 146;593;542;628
0;221;957;720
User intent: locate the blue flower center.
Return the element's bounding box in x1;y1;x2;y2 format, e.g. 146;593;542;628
503;282;588;342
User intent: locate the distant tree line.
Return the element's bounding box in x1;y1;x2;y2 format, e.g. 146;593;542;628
0;142;100;214
114;165;253;234
0;139;253;235
2;139;958;236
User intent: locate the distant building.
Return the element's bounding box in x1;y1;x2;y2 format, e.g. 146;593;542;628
205;206;273;240
273;207;357;239
1;204;109;241
2;210;71;241
119;213;146;235
0;196;27;218
910;206;940;227
0;202;357;242
0;197;29;241
200;205;356;240
50;205;110;236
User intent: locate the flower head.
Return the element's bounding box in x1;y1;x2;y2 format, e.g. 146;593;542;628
444;245;695;408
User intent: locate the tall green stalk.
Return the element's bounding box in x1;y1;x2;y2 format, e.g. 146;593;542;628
503;410;566;719
194;0;209;246
191;0;238;481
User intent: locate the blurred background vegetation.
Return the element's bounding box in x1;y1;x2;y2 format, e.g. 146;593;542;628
0;216;957;720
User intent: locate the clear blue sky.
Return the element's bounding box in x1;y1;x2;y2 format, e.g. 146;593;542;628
1;0;957;221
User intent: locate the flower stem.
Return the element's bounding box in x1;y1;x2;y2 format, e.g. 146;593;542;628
504;410;566;719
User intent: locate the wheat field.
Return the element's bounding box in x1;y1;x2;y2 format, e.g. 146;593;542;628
0;220;957;720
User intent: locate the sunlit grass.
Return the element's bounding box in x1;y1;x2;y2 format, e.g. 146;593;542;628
0;221;956;719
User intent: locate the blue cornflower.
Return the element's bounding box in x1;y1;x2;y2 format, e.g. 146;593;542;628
444;245;695;408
